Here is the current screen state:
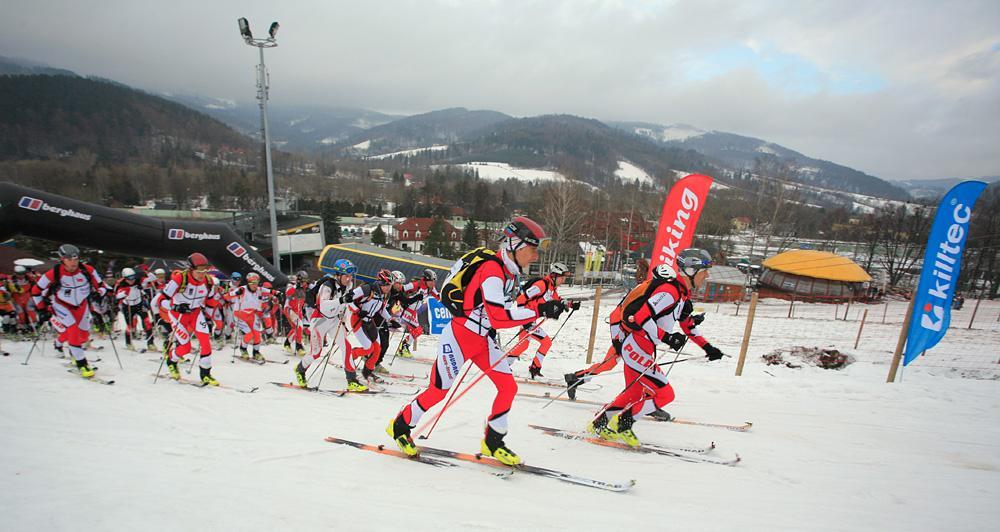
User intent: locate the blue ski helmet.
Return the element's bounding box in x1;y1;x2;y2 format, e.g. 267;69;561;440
231;272;242;280
333;259;357;275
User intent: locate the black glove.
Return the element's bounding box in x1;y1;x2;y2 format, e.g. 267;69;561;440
566;300;581;311
690;313;706;327
538;300;564;319
173;303;191;314
88;291;103;303
663;332;687;351
703;343;725;361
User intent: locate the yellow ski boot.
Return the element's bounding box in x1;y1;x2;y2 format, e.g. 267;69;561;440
610;413;640;448
199;367;220;386
481;426;521;466
386;415;419;457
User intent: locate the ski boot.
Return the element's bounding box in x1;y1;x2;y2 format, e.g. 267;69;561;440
480;425;521;466
125;341;135;351
345;372;369;392
146;338;156;352
239;347;250;360
252;350;265;363
362;368;384;384
295;343;306;357
564;372;583;401
610;412;640;448
75;358;95;379
528;364;543;380
166;357;181;380
294;362;309;388
373;364;390;375
386;414;418;456
396;340;413;359
589;413;619;442
647;408;672;422
54;342;64;357
199;367;220;386
283;340;292;353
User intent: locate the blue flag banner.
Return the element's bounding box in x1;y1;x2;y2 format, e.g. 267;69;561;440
903;180;987;366
426;297;452;335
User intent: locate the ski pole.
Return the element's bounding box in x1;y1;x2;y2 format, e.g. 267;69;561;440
417;359;474;440
413;318;547;440
388;330;408;368
106;324;125;370
589;343;665;427
21;322;42;366
311;322;345;386
546;306;577;343
153;336;174;384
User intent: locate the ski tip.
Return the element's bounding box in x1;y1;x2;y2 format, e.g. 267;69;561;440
710;441;717;449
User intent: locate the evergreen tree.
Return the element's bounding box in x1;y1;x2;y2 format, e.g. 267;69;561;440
321;202;342;245
462;219;480;249
423;217;453;259
371;224;387;246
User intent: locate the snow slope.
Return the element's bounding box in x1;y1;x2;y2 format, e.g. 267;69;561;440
365;145;448;160
1;296;999;531
614;161;655;186
455;162;567;184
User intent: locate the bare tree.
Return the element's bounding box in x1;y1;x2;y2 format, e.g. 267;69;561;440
877;205;932;288
539;181;589;268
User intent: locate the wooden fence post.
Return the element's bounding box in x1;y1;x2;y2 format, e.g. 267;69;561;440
585;285;602;364
735;301;740;316
834;303;839;320
854;308;869;350
787;295;795;319
967;298;981;329
887;296;917;383
735;292;760;377
843;298;852;321
882;301;888;324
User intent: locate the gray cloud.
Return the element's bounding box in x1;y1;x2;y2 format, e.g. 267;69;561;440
2;0;998;181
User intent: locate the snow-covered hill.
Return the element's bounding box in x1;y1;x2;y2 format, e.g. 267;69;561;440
1;295;998;530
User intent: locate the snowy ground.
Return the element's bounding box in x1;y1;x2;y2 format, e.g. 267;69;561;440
2;294;999;531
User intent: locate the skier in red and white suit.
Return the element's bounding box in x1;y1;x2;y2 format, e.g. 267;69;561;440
229;272;272;361
115;267;154;351
508;261;578;378
283;274;308;355
591;249;726;447
293;259;357;388
31;244;106;378
392;269;441;359
387;217;565;465
344;269;398;390
154;253;221;385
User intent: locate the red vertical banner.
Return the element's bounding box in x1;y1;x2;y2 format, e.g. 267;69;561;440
649;173;713;277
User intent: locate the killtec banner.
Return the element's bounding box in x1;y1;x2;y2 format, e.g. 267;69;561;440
903;180;987;366
649;173;713;276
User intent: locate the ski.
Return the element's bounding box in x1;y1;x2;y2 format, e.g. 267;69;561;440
515;393;753;431
66;369;115;385
152;373;258;393
269;382;416;398
528;425;730;462
323;437;456;468
669;419;753;432
515;376;600;391
416;445;635;492
331;362;420;382
264;357;289;365
233;356;266;366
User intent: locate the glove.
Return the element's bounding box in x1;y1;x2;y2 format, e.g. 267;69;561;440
388;320;402;330
703;343;725;361
538;300;564;319
410;325;424;337
663;332;687;351
88;291;103;303
173;303;191;314
690;313;706;327
565;300;581;311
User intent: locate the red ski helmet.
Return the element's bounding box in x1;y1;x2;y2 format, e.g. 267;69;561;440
187;252;211;270
502;216;550;251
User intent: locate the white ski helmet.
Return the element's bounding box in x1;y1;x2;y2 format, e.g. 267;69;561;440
550;262;571;276
154;268;166;276
121;267;137;279
390;270;406;285
651;263;677;281
246;272;261;284
13;265;26;274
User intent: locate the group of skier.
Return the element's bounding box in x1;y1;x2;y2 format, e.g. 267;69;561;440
9;214;727;464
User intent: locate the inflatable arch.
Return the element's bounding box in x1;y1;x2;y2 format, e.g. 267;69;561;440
0;182;287;286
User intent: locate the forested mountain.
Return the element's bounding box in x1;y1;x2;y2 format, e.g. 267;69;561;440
0;75;253;163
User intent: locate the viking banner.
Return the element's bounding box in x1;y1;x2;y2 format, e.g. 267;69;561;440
648;173;714;277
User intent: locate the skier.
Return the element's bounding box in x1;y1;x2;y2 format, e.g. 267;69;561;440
392;268;440;359
387;217;564;465
30;244;107;378
9;265;38;333
508;261;579;378
283;273;308;355
343;269;399;391
589;248;726;447
154;253;222;385
293;259;356;387
229;272;272;361
371;270;409;372
261;281;278;342
115;267;155;351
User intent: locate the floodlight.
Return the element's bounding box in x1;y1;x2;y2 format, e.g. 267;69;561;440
238;17;252;40
268;22;280;39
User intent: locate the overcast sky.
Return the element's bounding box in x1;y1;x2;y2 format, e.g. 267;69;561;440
3;0;998;181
